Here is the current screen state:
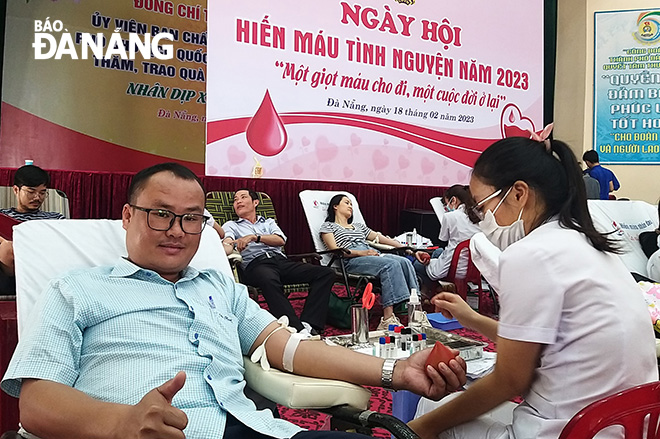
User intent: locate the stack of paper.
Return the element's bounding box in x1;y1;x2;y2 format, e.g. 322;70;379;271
466;351;496;380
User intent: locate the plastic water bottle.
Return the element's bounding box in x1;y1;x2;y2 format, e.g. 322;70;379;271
408;288;422;330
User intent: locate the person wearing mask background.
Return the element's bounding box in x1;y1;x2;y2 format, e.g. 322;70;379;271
414;184;481;297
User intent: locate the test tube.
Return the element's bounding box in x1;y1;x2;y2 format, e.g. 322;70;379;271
393;326;402;350
401;328;412;352
411;334;419;354
377;337;386;357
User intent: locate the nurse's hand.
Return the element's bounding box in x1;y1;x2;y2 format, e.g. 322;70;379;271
431;292;477;325
395;349;466;400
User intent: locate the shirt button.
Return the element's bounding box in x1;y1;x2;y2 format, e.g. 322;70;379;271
194;333;199;339
207;375;212;380
190;306;194;312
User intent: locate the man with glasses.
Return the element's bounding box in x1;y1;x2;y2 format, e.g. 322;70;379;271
2;162;467;439
0;165;64;287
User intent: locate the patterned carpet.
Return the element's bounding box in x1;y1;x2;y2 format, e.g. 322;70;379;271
256;286;497;437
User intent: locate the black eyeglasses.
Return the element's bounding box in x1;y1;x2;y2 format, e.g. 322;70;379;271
130;205;210;235
20;187;49;199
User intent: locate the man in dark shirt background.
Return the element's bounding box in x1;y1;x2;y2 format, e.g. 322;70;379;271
582;150;620;200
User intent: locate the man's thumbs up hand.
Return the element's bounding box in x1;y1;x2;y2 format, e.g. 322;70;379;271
120;371;188;439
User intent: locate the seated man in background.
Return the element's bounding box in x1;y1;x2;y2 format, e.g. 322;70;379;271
1;163;466;439
0;165;64;280
582;150;620;200
223;189;334;335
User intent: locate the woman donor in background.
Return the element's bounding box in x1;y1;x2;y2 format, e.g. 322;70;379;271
410;136;658;439
321;194;419;330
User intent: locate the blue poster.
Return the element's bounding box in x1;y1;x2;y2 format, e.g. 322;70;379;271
594;9;660;164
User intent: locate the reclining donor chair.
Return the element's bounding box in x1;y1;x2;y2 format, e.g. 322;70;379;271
298;189;411;295
206;190;320;304
6;219;418;438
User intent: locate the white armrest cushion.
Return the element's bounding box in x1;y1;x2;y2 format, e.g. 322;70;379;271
368;240;394;251
243;357;371;410
227;251;243;265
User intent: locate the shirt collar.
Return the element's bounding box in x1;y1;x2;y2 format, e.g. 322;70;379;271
236;215;266;224
10;207;42;214
110;257;202;281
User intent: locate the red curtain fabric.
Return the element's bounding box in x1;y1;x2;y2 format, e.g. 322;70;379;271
0;168;447;254
0;301;19;433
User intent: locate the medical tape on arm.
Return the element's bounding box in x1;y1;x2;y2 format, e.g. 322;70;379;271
250;316;295;370
282;333;304;372
282;330;323;372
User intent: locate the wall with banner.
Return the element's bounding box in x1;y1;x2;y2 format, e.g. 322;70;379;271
593;8;660;164
555;0;660;203
1;1;545;185
0;0;207;173
205;1;544;186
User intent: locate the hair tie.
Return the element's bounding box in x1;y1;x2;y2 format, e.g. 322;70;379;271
528;123;554;152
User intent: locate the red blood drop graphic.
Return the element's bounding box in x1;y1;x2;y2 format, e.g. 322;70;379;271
246;90;288;156
503;124;530;138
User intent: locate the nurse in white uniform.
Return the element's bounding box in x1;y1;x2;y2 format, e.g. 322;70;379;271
414;184;481;291
409;136;658;439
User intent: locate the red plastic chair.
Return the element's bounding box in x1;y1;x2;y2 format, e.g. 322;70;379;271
558;381;660;439
442;240;491;314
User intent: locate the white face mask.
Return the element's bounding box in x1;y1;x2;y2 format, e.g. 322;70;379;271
478;187;525;251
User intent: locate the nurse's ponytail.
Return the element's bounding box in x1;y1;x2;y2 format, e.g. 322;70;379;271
472;137;619;253
548;140;618;252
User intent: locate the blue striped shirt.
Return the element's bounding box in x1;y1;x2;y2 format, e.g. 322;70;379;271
0;207;64;221
2;258;302;439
